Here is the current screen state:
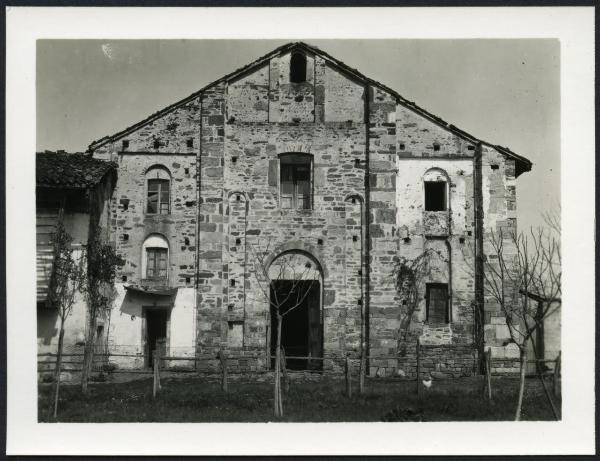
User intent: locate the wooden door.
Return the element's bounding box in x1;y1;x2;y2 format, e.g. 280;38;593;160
307;281;322;370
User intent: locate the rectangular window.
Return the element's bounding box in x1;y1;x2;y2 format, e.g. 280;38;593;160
146;248;168;280
147;179;170;214
426;283;449;324
424;181;447;211
280;156;312;210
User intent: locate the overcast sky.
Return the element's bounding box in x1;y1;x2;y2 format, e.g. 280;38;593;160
36;39;560;231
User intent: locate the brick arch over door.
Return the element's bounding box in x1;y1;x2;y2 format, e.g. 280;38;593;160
264;242;328;280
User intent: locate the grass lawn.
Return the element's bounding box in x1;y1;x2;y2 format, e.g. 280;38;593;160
38;375;560;422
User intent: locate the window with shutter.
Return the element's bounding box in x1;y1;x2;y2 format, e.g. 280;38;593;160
426;283;449;324
147;179;170;215
279;154;312;210
146;247;168;280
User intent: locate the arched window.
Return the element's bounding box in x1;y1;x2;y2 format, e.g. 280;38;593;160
280;153;312;210
146;166;171;215
290;51;307;83
142;234;169;281
423;168;449;211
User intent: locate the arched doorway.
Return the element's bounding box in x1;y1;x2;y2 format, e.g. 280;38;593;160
268;251;323;370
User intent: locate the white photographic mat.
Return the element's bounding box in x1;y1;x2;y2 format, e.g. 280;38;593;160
6;6;595;456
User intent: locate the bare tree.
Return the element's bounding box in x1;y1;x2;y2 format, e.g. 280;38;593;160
80;228;124;394
481;227;560;421
45;212;86;419
247;241;318;417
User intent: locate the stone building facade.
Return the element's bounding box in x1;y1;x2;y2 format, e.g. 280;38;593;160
88;42;532;376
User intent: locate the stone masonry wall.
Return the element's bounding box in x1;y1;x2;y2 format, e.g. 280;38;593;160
90;97;201;365
87;45;524;376
481;146;521;371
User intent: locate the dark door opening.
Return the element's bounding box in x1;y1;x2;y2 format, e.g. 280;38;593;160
270;280;322;370
145;309;168;368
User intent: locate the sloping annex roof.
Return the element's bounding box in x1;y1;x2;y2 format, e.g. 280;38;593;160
88;41;532;176
37;151;117;189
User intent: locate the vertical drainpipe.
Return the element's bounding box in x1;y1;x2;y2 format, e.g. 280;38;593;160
364;85;371;375
473;141;485;373
194;94;203;367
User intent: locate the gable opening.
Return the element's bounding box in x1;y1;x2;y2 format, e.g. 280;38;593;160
290;51;307;83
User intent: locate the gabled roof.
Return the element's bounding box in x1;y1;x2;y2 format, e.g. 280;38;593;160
87;41;532;175
36;151;117;189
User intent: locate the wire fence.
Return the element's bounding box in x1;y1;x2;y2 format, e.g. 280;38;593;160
38;342;561;400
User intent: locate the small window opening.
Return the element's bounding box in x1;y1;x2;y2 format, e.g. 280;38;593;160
424;181;447;211
403;237;411;243
185;277;191;284
232;156;238;164
230;279;236;287
228;304;234;312
236;195;241;201
122;140;129;150
122;233;129;241
184;168;189;175
184;237;190;246
351;198;356;204
467;145;475;151
467;230;472;236
357;299;363;306
122;275;128;282
235;238;241;246
358;269;362;276
491;164;499;170
426;283;449;324
317;238;323;245
290;51;307;83
354;159;361;167
399;143;405;150
120;198;129;210
433;143;441;152
294;95;304;102
187;138;194;148
153;139;160;149
352;235;358;242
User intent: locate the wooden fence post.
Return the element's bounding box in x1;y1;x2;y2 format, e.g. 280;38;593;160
416;338;421;401
486;347;493;400
219;349;228;393
152;348;159;399
553;351;561;398
345;354;352;398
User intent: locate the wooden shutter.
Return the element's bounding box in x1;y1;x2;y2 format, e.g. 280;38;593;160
147;180;159;214
159;180;170;214
268;159;279;186
280;164;294;209
158;249;168;278
426;283;448;324
146;250;156;278
295;165;311;209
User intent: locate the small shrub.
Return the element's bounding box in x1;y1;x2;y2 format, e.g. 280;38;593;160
39;373;54;384
381;406;424;422
102;362;118;373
